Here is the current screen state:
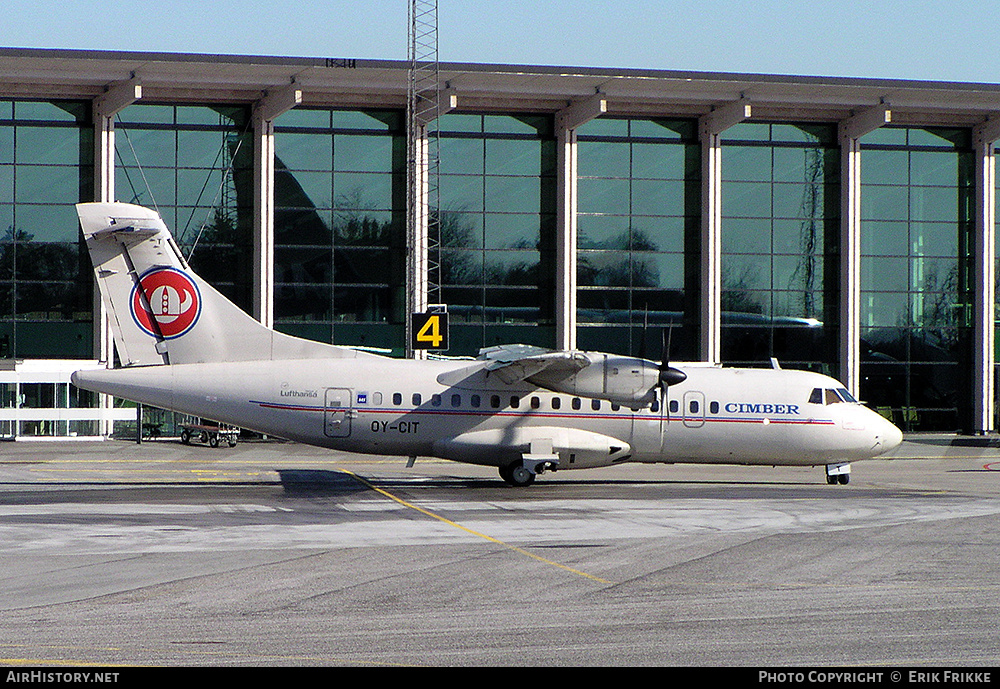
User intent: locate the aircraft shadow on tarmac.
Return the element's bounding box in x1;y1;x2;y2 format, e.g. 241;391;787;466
272;468;888;500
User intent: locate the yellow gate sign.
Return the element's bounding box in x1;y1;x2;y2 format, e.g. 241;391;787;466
411;311;449;351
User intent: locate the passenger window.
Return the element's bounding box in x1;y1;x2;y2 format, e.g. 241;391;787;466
689;400;699;414
392;392;402;406
572;398;581;410
412;393;422;406
530;396;540;409
451;394;461;407
373;392;382;405
551;397;561;410
471;394;481;408
669;400;679;414
510;396;520;409
591;399;601;411
490;394;501;409
650;400;659;413
611;403;620;411
432;394;442;407
808;388;823;405
710;401;719;414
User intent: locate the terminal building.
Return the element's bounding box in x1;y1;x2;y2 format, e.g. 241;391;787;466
1;47;999;437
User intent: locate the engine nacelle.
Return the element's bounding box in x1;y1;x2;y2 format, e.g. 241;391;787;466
528;353;660;407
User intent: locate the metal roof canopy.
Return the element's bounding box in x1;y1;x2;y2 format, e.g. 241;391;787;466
1;47;1000;124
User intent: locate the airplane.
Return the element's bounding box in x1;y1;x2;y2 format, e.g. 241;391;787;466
71;202;903;487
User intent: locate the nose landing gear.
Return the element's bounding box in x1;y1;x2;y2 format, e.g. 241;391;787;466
825;462;851;485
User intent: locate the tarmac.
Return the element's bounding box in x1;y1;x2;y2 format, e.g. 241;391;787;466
0;434;998;667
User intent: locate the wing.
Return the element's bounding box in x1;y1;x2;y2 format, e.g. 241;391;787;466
479;344;591;385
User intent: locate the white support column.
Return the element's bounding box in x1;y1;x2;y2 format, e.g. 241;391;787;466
838;103;891;398
555;93;606;351
698;97;750;363
92;76;142;355
91;76;141;435
409;125;430;319
972;117;1000;433
252;83;302;328
405;92;455;359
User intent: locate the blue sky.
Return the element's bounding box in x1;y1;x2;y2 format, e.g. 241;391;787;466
4;0;999;83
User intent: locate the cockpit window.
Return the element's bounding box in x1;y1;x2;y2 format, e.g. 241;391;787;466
835;388;858;403
811;387;859;405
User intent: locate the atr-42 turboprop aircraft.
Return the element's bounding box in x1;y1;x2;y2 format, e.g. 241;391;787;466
72;202;902;486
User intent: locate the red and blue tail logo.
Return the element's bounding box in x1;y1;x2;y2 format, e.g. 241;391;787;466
130;267;202;339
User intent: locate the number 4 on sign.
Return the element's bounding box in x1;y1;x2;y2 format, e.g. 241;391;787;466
411;311;449;351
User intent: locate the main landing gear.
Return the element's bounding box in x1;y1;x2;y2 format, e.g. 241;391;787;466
499;442;561;487
499;460;535;487
825;463;851;485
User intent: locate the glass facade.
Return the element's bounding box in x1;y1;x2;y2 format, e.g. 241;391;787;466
859;127;973;431
0;76;991;435
576;118;700;359
0;100;94;359
272;109;406;352
437;113;557;355
720;122;840;371
115;104;254;312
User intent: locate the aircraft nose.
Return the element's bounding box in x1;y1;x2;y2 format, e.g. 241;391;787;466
872;415;903;456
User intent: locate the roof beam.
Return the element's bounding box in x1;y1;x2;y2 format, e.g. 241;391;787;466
254;82;302;122
556;92;607;131
700;96;751;137
973;114;1000;145
431;85;459;122
839;102;891;140
93;74;141;117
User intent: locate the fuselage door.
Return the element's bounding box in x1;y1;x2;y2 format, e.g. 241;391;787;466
324;387;353;438
682;390;706;428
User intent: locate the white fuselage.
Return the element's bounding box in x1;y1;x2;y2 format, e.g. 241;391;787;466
73;357;902;471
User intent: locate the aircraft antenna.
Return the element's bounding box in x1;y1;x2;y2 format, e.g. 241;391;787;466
406;0;443;357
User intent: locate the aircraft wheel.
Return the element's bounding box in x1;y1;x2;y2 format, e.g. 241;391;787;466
199;431;209;444
837;473;850;485
500;461;535;487
209;434;220;448
509;463;535;487
826;474;838;485
180;430;191;445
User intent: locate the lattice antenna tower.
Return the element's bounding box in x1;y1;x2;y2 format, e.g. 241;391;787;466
407;0;442;354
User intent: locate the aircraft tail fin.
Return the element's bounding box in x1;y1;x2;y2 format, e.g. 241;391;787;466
78;202;372;366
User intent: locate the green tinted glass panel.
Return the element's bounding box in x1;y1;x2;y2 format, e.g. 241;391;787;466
723;146;772;181
275;108;331;128
577;118;629;137
722;122;770;141
578;139;629;178
631;178;685;216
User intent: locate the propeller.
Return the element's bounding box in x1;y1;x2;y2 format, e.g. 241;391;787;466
656;326;686;452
